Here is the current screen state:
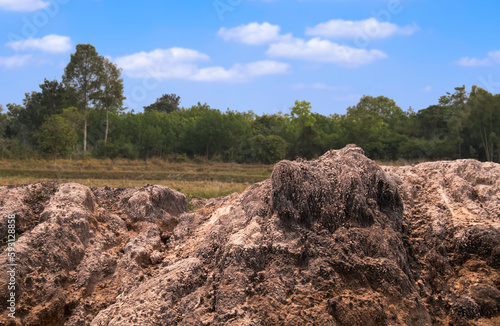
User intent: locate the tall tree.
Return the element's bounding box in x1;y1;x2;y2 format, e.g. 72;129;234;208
438;86;469;158
97;58;125;145
467;86;500;162
62;44;103;152
0;105;5;156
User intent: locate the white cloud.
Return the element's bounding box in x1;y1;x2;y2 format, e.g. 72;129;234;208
115;48;210;79
219;21;388;67
115;48;289;82
306;18;418;40
455;51;500;67
489;51;500;62
0;0;49;12
0;55;33;68
6;35;72;53
267;37;387;67
422;86;433;92
455;57;490;67
192;60;289;82
218;22;291;45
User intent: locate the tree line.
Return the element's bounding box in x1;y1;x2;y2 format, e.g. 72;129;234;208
0;44;499;164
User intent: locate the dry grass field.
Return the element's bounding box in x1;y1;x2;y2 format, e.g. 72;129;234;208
0;156;417;200
0;158;274;199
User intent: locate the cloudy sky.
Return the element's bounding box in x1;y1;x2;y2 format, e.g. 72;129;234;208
0;0;499;115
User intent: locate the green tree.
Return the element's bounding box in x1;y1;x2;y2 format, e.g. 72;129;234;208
220;109;253;161
290;100;316;128
22;80;65;130
246;134;288;163
61;106;85;131
343;96;406;159
20;79;78;147
63;44;103;152
179;104;222;158
314;113;344;153
411;105;455;159
36;114;78;163
137;110;173;157
0;105;6;140
252;113;289;137
438;86;469;158
97;58;125;146
287;100;323;159
467;86;500;162
101;111;139;158
4;104;31;146
0;105;6;157
144;93;181;114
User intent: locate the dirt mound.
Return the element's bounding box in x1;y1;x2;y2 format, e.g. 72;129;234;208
384;160;500;325
0;145;499;325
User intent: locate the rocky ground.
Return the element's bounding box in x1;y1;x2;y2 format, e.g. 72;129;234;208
0;145;499;325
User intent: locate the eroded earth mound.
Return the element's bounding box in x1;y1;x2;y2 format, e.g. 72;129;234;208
0;145;499;325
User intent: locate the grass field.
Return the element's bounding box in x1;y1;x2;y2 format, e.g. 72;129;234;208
0;158;274;199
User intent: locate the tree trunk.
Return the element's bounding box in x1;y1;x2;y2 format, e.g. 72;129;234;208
83;81;88;153
105;108;109;146
458;130;462;159
481;128;491;161
83;117;87;153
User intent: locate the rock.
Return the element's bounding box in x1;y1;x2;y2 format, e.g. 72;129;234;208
0;146;499;325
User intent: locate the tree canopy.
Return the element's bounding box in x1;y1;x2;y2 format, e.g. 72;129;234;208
144;94;181;114
62;44;124;153
2;45;500;163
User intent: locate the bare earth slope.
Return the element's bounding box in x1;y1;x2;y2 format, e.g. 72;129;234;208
0;145;499;325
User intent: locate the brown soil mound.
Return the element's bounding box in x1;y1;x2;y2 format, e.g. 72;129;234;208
0;145;498;325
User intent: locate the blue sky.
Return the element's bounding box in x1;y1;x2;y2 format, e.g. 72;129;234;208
0;0;499;116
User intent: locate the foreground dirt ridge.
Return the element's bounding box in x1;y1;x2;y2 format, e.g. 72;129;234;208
0;145;499;326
